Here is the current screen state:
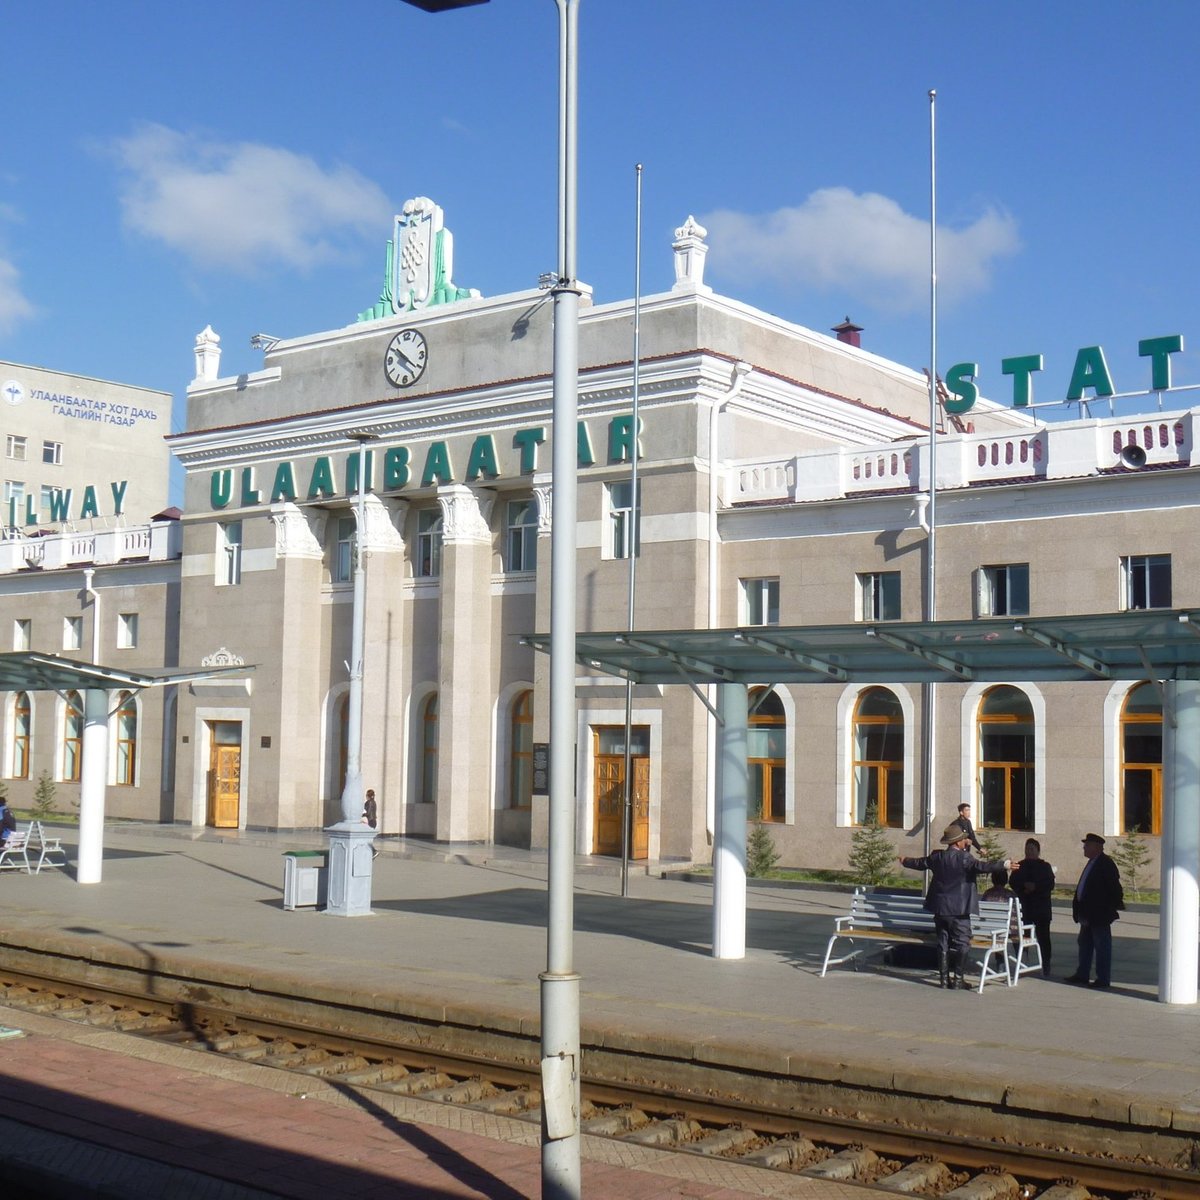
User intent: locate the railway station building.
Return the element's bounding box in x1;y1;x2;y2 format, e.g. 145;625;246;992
3;201;1195;881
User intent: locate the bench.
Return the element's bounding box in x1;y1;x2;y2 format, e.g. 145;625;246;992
821;889;1032;992
0;831;31;873
28;821;66;873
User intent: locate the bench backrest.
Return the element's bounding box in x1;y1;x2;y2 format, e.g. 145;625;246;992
848;890;1020;934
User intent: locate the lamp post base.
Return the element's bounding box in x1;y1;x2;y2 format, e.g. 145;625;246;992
324;822;376;916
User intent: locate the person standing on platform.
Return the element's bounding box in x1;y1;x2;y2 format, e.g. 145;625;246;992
899;825;1009;990
362;789;379;860
1009;837;1056;978
948;802;982;854
0;797;14;846
1066;832;1124;989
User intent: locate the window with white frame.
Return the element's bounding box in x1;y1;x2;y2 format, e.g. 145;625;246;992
218;520;243;586
978;563;1029;617
741;577;780;626
1121;554;1171;610
13;618;31;651
333;516;355;583
4;480;25;509
40;485;58;514
117;611;139;649
856;571;901;621
42;440;63;466
505;499;537;572
114;691;138;786
63;615;83;651
5;435;26;461
62;691;83;782
415;508;442;578
606;479;640;560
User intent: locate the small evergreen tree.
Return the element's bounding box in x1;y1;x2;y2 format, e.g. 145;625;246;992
848;804;896;887
1111;828;1152;901
31;771;57;819
746;823;780;878
975;825;1009;866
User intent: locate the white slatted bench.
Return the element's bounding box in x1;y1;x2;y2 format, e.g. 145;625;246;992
820;889;1024;992
0;831;32;874
28;821;66;873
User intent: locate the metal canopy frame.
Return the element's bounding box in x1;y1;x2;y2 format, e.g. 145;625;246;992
523;610;1200;689
0;652;252;694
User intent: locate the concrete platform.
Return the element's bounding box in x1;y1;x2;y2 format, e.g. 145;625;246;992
0;822;1195;1196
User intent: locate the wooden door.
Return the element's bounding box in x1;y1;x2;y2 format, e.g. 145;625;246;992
206;723;242;828
592;727;649;859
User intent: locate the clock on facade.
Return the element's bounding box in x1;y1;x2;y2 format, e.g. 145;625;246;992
384;328;428;388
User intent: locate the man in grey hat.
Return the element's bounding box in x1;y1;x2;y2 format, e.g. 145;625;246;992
1065;832;1124;989
900;825;1010;989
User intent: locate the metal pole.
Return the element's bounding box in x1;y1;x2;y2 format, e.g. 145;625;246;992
620;162;643;900
921;88;938;863
541;2;582;1196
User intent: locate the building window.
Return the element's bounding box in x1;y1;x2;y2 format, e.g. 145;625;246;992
1121;682;1162;834
63;616;83;651
420;693;438;804
977;685;1034;831
606;479;640;560
857;571;901;621
5;435;26;461
1122;554;1171;610
11;692;31;779
218;521;243;586
978;563;1029;617
42;440;63;466
506;499;538;573
749;687;786;822
4;480;25;510
62;691;83;782
333;516;355;583
115;691;137;786
13;618;31;652
741;578;780;626
117;612;138;649
40;485;58;514
510;690;533;809
852;687;904;826
416;509;442;578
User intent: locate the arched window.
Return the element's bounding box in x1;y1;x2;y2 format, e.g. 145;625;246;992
977;686;1035;831
334;692;349;796
420;694;438;805
749;687;786;822
12;692;31;780
62;691;83;783
1121;683;1162;834
852;688;903;826
115;691;137;786
510;690;533;809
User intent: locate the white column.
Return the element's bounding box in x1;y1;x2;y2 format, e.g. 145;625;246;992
713;683;748;959
77;688;109;885
1160;679;1200;1004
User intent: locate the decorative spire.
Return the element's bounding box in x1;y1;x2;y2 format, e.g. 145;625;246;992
672;215;710;293
193;326;221;383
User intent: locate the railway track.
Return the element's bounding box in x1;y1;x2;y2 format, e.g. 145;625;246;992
0;969;1194;1200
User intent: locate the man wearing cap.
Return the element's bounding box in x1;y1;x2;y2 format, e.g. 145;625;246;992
1065;833;1124;989
899;825;1010;989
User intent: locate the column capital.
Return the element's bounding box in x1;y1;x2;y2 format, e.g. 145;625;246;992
438;483;493;545
269;502;324;559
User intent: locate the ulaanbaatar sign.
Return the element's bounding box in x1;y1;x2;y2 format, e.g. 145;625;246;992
945;334;1185;413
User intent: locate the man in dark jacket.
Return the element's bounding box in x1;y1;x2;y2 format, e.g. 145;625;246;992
1009;837;1056;977
900;824;1009;989
1066;832;1124;989
948;803;982;854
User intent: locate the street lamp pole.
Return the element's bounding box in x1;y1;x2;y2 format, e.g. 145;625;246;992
399;2;583;1193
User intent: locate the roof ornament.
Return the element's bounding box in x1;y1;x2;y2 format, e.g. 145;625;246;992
672;215;710;294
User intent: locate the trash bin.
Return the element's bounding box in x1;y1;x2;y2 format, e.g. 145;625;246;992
282;850;328;910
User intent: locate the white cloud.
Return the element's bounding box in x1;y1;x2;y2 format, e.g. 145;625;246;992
0;257;35;333
702;187;1020;313
110;124;392;274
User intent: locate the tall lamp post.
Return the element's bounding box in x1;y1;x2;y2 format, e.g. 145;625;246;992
326;430;378;916
402;2;582;1195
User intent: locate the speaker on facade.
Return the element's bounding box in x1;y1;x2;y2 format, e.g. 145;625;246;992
1119;444;1148;469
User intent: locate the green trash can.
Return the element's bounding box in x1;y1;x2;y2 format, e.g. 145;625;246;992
282;850;328;910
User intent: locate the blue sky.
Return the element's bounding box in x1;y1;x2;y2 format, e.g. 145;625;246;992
3;0;1198;464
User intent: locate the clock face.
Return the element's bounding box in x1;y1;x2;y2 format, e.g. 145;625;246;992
384;328;428;388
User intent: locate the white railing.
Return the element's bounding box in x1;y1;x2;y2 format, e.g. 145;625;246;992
0;519;181;575
727;408;1200;506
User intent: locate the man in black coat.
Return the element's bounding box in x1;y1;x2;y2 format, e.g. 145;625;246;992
948;803;982;854
900;824;1009;989
1009;837;1056;978
1066;832;1124;989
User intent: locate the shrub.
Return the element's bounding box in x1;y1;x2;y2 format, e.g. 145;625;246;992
746;823;780;877
848;805;896;887
975;824;1009;865
31;771;57;819
1111;828;1152;901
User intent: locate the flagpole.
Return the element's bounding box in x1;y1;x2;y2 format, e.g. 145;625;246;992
922;88;938;862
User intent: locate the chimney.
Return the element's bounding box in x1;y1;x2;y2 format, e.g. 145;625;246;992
831;317;863;348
